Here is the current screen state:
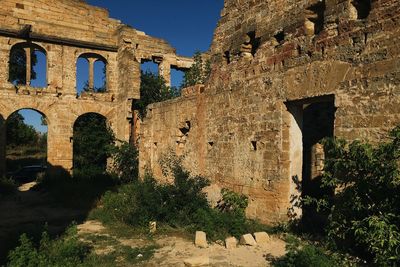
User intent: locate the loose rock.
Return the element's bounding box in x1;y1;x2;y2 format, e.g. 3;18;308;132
240;234;257;246
195;231;208;248
184;256;210;266
254;232;270;245
225;236;238;249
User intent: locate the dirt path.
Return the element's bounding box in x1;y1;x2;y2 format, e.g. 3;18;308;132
78;220;286;266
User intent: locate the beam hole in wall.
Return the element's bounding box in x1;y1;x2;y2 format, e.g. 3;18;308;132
350;0;371;20
73;113;114;173
251;141;257;151
9;43;47;88
15;3;24;9
179;121;191;136
5;109;48;176
273;30;285;46
305;0;326;35
208;141;214;148
224;51;231;64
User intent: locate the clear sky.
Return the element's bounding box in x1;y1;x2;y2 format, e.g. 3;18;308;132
20;0;224;133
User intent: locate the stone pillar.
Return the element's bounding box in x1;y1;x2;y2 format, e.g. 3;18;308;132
47;121;73;175
0;116;6;176
24;47;31;85
88;57;96;91
158;60;171;87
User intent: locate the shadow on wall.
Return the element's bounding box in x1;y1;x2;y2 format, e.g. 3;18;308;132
0;163;113;264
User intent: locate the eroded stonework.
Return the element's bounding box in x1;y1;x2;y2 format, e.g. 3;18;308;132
0;0;192;174
139;0;400;223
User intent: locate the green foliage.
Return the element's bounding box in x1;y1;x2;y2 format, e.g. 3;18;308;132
306;125;400;265
6;112;40;148
93;152;260;241
110;142;139;184
7;226;90;267
272;243;339;267
9;46;37;85
181;51;211;88
73;113;115;173
218;188;249;214
134;71;178;119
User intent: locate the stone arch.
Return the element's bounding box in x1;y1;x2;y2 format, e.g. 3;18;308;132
8;42;48;87
4;108;48;176
76;53;108;94
72;112;114;172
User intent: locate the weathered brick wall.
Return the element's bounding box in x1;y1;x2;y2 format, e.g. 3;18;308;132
139;0;400;223
0;0;192;175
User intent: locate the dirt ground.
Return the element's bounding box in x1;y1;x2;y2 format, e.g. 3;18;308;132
0;183;286;266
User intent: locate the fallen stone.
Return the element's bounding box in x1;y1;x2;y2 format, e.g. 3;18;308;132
239;234;257;246
225;236;238;249
254;232;270;245
215;239;224;246
195;231;208;248
184;256;210;266
149;221;157;234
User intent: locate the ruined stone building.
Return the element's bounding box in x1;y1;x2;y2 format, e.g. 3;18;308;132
0;0;399;224
139;0;400;223
0;0;192;174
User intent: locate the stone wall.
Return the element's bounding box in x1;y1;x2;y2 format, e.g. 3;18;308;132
0;0;192;174
139;0;400;223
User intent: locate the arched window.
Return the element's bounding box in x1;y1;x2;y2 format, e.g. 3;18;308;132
76;53;107;95
8;43;47;87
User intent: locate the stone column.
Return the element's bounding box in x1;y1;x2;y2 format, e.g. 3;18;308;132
47;121;73;175
24;47;31;85
0;116;6;176
88;57;96;91
158;60;171;87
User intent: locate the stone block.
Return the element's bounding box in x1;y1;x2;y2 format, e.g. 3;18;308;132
195;231;208;248
184;256;210;266
225;236;238;249
239;234;257;246
254;232;270;245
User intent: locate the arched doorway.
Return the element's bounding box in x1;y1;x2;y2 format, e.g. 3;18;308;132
5;109;47;182
73;113;114;174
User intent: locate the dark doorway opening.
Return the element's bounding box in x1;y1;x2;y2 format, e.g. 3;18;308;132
286;95;336;231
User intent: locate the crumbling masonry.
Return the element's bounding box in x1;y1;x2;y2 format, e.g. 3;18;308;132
1;0;399;224
139;0;400;223
0;0;192;174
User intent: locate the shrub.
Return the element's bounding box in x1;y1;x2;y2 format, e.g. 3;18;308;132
7;226;90;267
305;125;400;265
110;142;139;183
272;243;339;267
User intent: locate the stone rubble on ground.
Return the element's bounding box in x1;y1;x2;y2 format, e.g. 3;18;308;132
225;236;238;249
240;233;257;246
254;232;270;246
183;256;210;267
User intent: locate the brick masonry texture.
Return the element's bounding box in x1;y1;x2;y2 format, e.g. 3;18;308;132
139;0;400;223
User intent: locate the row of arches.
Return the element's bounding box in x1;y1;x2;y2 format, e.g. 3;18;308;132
4;109;113;175
8;43;107;95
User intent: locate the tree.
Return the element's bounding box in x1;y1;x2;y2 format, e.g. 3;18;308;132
6;112;39;147
181;51;211;88
73;113;115;173
9;47;37;85
134;71;178;119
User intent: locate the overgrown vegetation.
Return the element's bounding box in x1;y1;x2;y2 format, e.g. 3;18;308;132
181;51;211;88
134;71;179;119
6;225;156;267
91;152;264;241
294;125;400;266
0;176;17;196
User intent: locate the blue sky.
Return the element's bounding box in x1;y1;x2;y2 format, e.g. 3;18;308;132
21;0;224;133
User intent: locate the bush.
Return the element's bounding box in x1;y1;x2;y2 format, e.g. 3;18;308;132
7;226;90;267
272;243;339;267
110;142;139;184
93;153;259;240
305;125;400;265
